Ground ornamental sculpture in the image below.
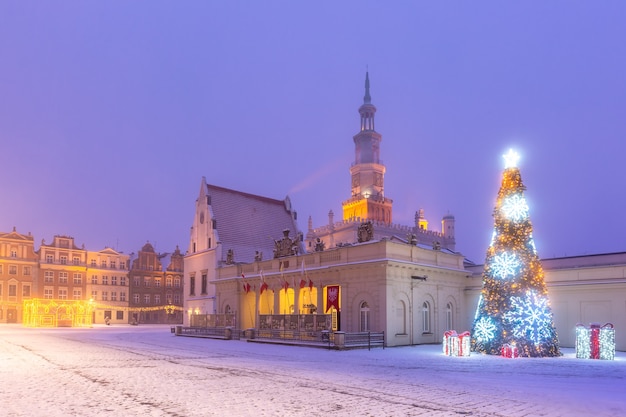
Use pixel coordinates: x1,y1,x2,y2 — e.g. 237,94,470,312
273,229,302,258
357,221,374,243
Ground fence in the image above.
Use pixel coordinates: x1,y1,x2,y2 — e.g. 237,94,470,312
177,326,241,340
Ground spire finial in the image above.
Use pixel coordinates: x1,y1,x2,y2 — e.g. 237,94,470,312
364,71,371,104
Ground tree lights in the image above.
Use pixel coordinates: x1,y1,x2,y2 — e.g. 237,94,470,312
471,150,560,357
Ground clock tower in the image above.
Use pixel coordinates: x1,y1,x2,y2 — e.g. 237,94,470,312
342,72,393,224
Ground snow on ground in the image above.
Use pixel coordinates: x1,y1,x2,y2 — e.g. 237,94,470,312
1,325,624,417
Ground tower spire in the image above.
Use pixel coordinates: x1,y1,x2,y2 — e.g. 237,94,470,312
364,71,371,104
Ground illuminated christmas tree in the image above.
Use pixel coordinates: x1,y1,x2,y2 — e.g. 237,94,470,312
471,150,560,357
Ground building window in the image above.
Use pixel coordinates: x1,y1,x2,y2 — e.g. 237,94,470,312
133,294,140,304
9,284,17,297
155,294,161,304
111,292,117,301
45,271,54,283
9,265,17,275
166,292,172,304
73,257,80,265
133,277,140,287
121,276,126,286
44,288,53,299
155,278,161,288
23,285,31,297
58,289,68,300
101,260,107,268
10,250,17,258
173,294,181,304
174,277,181,288
144,294,150,304
446,302,454,331
91,259,96,267
92,275,98,284
92,291,97,300
23,266,31,275
59,272,68,284
110,261,116,269
60,256,67,265
73,273,82,284
102,276,109,285
46,254,53,263
111,276,118,286
120,261,126,270
120,291,126,302
166,276,172,288
360,301,370,332
144,277,151,287
116,311,124,320
201,274,208,295
422,302,431,334
398,300,407,334
73,290,81,300
102,292,108,301
0,264,3,274
189,276,195,296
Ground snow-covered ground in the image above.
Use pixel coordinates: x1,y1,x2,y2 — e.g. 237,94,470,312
1,325,624,417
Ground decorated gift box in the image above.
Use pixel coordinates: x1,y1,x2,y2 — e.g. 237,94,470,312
500,343,519,358
576,323,615,360
443,330,471,357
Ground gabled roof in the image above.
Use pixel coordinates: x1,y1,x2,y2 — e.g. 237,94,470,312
0,229,34,241
206,183,301,264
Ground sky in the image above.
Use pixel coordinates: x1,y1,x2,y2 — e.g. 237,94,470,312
1,1,625,263
2,325,625,416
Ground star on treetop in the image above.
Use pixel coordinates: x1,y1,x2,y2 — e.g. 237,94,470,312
503,149,520,168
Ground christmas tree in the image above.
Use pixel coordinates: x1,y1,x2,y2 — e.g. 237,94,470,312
471,150,560,357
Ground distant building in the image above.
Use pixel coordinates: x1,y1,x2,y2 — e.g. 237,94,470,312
305,72,455,253
85,247,130,325
129,243,183,324
0,228,38,323
183,178,302,325
37,235,87,297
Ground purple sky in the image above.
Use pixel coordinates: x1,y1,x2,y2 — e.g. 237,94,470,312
1,2,625,263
